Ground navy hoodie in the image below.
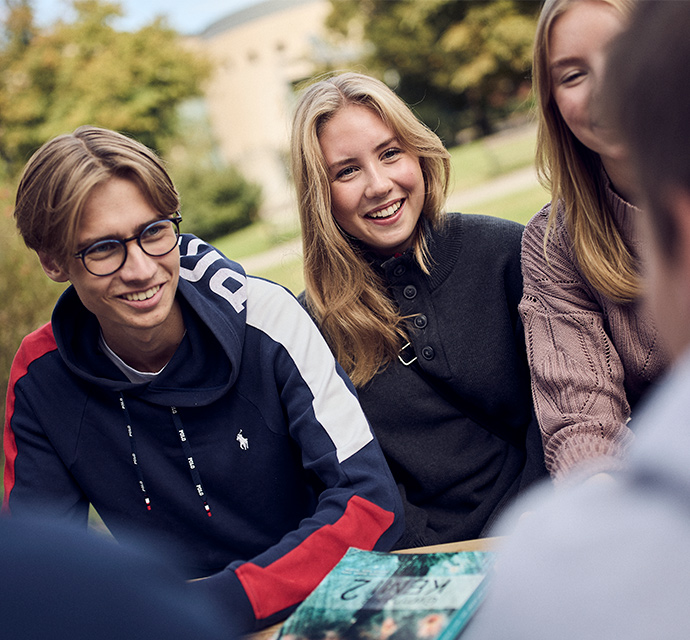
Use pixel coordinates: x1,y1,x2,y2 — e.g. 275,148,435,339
4,235,404,633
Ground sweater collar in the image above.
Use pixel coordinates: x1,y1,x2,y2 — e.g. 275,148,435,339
602,171,644,256
366,214,461,289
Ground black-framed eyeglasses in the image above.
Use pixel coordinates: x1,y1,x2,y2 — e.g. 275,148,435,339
74,214,182,277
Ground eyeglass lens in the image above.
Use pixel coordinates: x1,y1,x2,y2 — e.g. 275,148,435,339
82,219,179,276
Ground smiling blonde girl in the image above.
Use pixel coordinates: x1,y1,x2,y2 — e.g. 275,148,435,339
291,72,546,547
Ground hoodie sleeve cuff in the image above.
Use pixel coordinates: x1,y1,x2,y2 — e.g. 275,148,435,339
187,568,257,635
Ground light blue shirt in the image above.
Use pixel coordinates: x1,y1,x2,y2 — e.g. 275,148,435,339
465,347,690,640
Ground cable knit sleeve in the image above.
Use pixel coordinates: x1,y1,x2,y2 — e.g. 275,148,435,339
519,203,635,482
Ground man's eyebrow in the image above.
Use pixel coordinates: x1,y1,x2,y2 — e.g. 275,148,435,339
76,217,163,250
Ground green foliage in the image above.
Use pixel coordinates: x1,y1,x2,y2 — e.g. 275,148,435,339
324,0,540,141
0,0,211,176
173,165,262,242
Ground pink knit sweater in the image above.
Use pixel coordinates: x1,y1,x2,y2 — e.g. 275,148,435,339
519,183,668,482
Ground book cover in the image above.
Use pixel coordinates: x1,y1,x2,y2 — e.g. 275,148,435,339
276,548,495,640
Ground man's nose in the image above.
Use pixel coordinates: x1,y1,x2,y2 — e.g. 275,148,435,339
119,242,158,281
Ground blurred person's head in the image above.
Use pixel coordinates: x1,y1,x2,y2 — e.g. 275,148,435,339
533,0,635,173
604,0,690,360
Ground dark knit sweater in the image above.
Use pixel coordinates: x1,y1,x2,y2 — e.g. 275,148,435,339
304,213,545,548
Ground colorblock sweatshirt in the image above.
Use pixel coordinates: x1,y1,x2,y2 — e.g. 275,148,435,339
4,235,404,633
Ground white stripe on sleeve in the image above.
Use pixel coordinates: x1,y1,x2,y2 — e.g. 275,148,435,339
245,278,373,463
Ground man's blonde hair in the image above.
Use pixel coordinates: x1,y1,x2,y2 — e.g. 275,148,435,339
15,126,179,265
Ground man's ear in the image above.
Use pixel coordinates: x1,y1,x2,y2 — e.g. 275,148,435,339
38,252,71,283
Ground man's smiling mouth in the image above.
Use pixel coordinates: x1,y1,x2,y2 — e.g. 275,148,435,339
122,285,161,302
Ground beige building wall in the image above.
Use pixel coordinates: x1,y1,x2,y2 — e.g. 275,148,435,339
188,0,334,228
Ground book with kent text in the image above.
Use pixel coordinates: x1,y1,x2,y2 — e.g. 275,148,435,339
276,547,495,640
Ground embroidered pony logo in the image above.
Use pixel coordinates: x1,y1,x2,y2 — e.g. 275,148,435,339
236,430,249,450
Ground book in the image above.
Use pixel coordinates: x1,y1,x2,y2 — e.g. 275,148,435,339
276,547,495,640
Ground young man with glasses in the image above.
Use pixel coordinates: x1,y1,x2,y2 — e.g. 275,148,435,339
4,126,403,633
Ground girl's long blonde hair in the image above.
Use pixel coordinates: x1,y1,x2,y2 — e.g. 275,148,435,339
533,0,640,302
290,72,450,386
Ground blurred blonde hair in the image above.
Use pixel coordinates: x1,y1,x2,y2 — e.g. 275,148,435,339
15,126,179,265
291,72,450,386
533,0,639,302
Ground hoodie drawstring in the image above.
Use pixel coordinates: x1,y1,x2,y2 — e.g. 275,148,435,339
119,394,151,511
171,406,212,517
119,394,212,517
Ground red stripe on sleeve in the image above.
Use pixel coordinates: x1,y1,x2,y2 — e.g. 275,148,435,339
236,494,395,621
3,323,57,512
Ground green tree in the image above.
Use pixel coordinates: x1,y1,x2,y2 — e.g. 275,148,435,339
0,0,211,177
324,0,540,142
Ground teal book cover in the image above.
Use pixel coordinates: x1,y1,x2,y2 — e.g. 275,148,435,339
276,548,495,640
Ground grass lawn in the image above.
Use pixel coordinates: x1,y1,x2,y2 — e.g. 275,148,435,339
448,124,537,192
213,221,300,261
258,256,305,296
463,183,550,227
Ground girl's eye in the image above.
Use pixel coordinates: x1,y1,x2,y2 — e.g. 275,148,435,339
382,148,402,161
335,166,357,180
560,70,586,85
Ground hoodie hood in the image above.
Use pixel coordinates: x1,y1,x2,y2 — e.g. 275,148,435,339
51,235,247,408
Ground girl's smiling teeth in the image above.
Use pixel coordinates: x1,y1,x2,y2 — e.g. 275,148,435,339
366,199,403,219
122,285,161,302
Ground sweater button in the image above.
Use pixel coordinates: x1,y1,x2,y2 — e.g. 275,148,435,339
393,265,406,277
414,314,428,328
403,285,417,299
421,346,435,360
